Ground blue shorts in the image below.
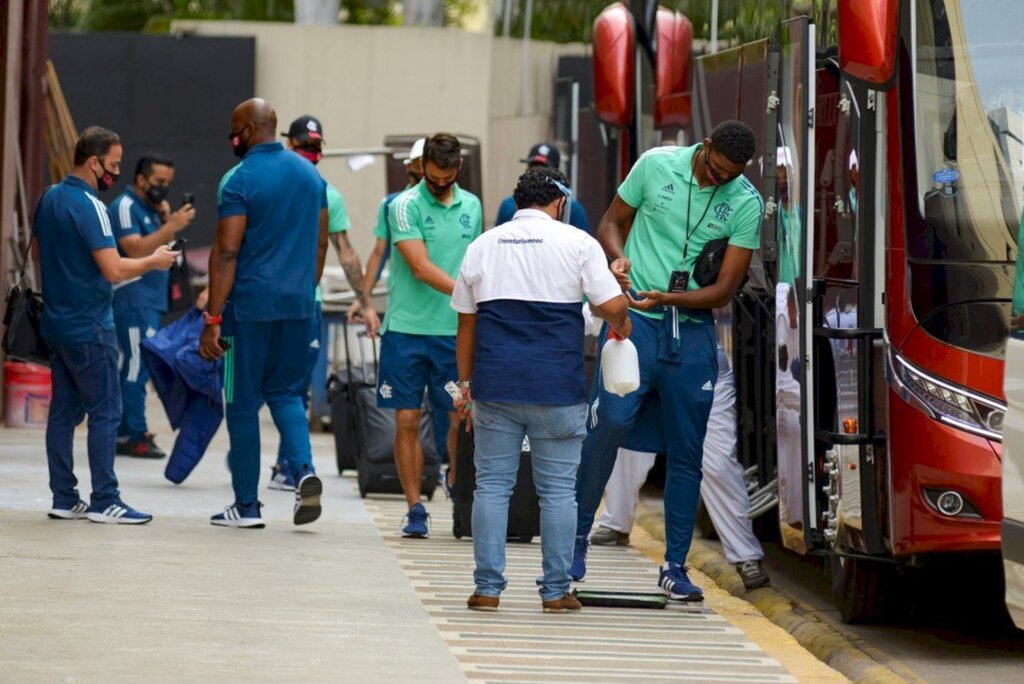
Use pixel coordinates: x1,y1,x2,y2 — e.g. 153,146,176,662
378,331,457,412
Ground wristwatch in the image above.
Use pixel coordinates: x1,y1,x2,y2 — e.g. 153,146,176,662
203,312,223,326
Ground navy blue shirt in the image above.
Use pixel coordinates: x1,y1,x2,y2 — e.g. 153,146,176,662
495,195,591,233
216,142,327,321
34,175,118,344
109,188,168,313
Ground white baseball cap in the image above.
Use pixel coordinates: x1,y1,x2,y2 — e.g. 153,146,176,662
404,138,426,166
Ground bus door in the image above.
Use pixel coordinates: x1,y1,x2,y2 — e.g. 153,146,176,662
775,16,818,554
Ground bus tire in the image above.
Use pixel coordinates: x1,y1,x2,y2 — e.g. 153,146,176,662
828,553,889,624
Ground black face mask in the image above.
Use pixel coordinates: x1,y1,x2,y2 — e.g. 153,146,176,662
704,149,729,186
229,126,251,159
146,183,169,205
95,161,119,192
425,175,456,198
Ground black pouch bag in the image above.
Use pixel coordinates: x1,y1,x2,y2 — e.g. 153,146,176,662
692,237,749,289
2,238,49,366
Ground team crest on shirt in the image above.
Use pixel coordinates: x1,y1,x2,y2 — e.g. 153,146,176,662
714,201,732,222
459,213,472,230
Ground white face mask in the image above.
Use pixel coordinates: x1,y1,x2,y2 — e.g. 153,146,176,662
548,177,573,223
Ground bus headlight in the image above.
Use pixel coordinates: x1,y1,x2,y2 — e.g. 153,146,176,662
888,348,1006,442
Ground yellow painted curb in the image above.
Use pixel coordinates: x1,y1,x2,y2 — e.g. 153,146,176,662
634,501,926,684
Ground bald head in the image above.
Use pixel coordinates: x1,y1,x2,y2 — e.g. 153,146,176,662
231,98,278,146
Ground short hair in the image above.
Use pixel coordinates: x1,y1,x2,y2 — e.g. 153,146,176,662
423,133,461,170
135,153,174,180
513,167,571,210
73,126,121,167
710,120,757,164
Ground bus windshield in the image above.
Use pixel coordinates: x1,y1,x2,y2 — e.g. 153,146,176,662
911,0,1024,357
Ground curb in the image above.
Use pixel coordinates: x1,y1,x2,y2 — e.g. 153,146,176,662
634,502,924,684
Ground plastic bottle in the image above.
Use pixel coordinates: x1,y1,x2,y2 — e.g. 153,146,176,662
601,330,640,397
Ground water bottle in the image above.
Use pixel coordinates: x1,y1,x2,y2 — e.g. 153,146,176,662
601,330,640,397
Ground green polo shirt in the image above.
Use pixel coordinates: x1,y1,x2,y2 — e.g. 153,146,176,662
1013,206,1024,324
384,181,482,335
619,143,764,320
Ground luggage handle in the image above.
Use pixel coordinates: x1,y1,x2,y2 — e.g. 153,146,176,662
341,321,378,394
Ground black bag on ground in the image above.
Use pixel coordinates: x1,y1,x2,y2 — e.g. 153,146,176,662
337,325,438,499
451,425,540,543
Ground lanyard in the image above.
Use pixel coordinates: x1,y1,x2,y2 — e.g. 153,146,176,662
682,167,719,267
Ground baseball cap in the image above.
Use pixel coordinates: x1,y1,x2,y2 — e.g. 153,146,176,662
282,115,324,143
404,138,426,166
521,142,561,168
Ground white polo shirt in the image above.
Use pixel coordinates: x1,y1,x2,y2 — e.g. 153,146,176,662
451,208,621,405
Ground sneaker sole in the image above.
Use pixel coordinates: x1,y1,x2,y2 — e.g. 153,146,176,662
661,586,704,602
86,513,152,525
590,537,630,546
742,577,771,590
211,518,266,529
401,529,430,539
47,512,87,520
294,475,323,525
543,607,583,613
467,605,498,612
267,481,296,492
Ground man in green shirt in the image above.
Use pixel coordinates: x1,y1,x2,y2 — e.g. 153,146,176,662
380,133,482,537
572,121,764,602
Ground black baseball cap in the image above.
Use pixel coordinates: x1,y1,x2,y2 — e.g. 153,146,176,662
282,115,324,143
521,142,560,168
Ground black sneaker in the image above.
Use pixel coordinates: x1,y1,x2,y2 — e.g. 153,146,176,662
119,434,166,459
736,560,770,590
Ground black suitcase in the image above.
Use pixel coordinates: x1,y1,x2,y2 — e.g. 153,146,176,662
343,329,439,500
451,424,540,543
328,368,360,474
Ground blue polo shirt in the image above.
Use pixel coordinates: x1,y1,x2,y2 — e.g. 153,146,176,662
216,142,327,321
33,175,118,345
109,187,168,312
496,195,591,233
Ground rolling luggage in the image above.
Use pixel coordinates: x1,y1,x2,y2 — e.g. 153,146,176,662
451,424,540,543
340,328,439,499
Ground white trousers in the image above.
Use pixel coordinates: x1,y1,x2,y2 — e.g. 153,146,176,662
596,350,765,564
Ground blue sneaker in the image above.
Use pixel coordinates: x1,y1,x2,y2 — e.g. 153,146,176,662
211,502,265,528
658,562,704,602
293,473,323,526
86,502,153,525
402,503,430,538
268,464,296,491
570,535,589,582
48,500,89,520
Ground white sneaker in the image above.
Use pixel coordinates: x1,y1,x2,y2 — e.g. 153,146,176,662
48,500,89,520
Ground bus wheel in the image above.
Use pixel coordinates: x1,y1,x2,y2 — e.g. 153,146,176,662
828,553,889,624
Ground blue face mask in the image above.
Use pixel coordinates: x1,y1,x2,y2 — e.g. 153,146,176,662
547,177,573,223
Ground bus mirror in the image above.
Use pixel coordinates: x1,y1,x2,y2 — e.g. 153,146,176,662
654,8,693,130
593,2,635,127
838,0,899,89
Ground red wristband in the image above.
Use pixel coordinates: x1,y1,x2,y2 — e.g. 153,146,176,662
203,312,223,326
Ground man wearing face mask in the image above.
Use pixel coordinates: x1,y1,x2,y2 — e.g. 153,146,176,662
494,143,591,233
199,99,329,530
570,120,764,602
109,153,196,460
257,114,369,491
380,133,482,538
355,137,425,335
33,126,179,524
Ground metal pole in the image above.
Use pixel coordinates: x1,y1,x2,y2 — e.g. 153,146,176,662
502,0,512,38
711,0,719,54
570,81,580,192
521,0,533,114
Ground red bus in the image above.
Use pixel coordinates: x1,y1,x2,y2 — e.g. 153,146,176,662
591,0,1022,622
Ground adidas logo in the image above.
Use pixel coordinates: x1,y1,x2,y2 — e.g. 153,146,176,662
701,380,714,391
424,216,435,225
661,183,675,193
310,339,320,349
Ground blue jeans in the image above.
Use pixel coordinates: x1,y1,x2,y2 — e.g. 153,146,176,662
45,329,123,508
576,311,718,565
114,307,162,440
222,313,314,505
472,400,587,601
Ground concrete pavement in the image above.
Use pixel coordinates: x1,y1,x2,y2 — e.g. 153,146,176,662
0,400,842,682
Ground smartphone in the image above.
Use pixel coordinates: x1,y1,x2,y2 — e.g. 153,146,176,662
218,338,231,351
444,381,463,403
182,192,195,207
168,238,187,252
